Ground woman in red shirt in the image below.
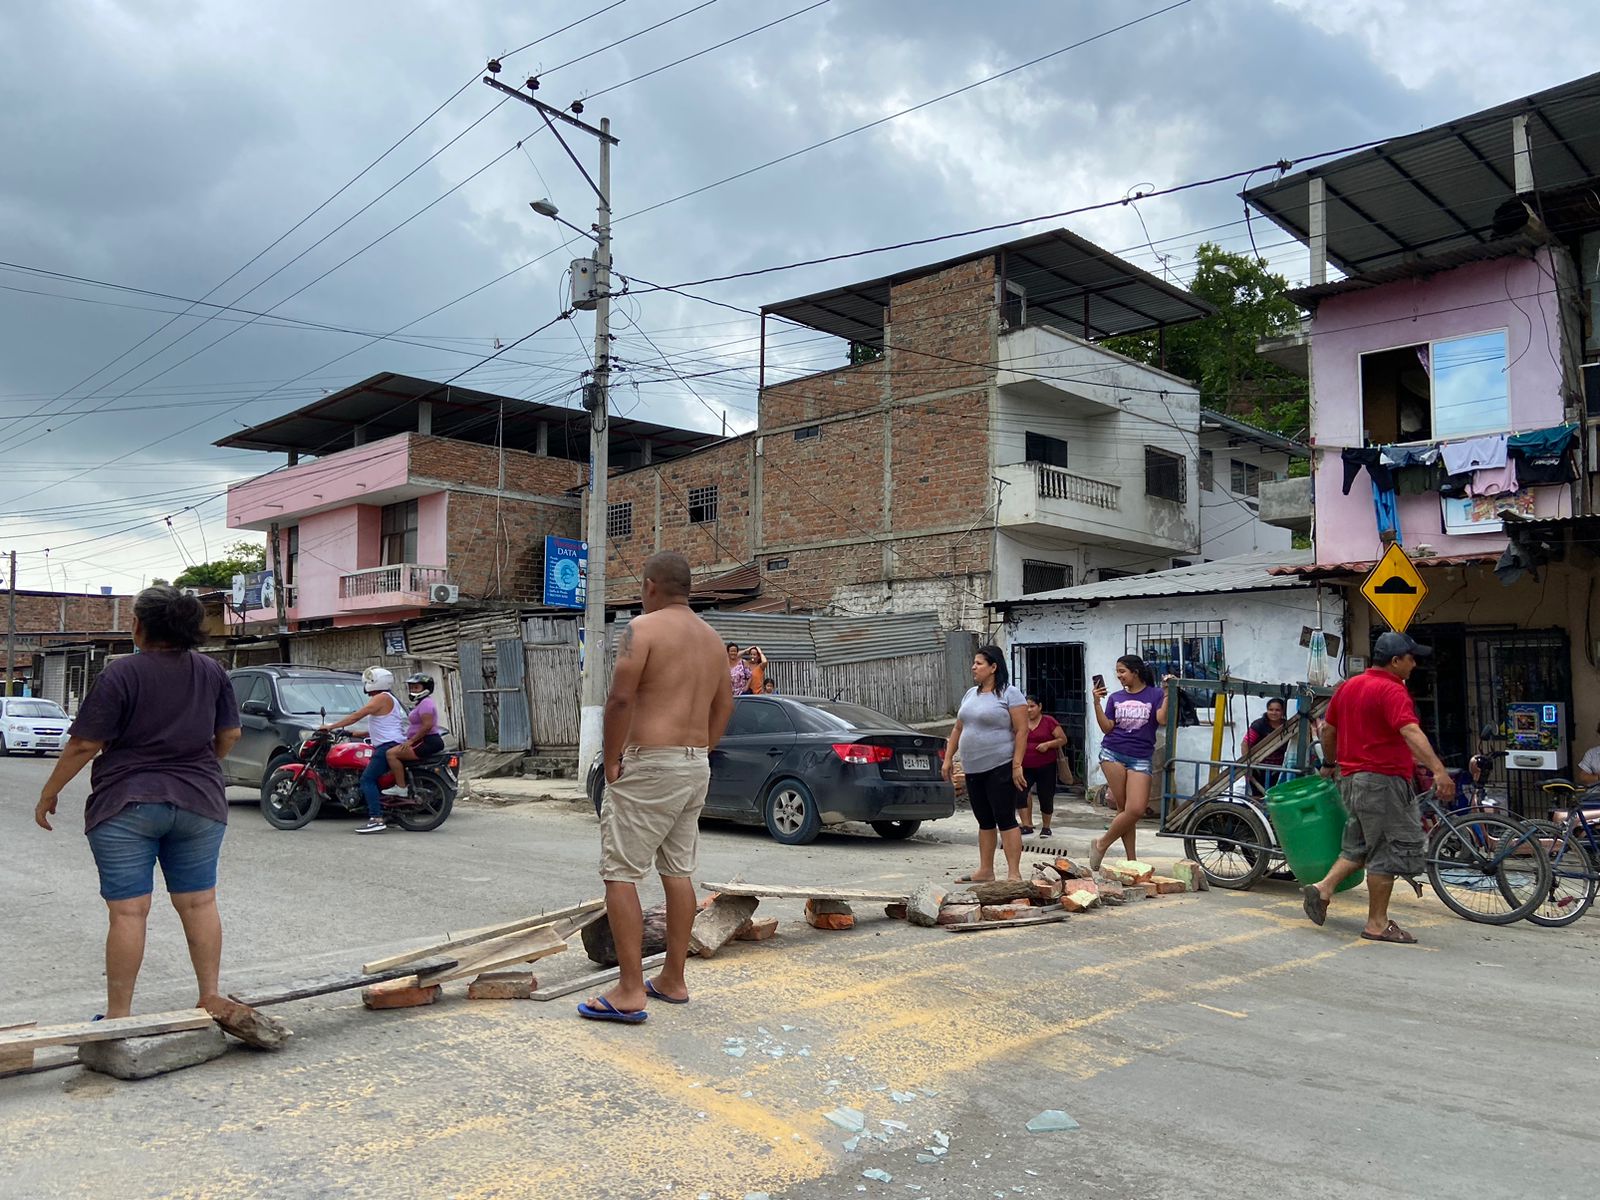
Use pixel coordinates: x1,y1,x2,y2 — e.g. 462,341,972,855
1016,696,1068,837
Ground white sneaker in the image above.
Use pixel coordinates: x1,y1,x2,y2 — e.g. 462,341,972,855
380,785,410,798
355,817,388,834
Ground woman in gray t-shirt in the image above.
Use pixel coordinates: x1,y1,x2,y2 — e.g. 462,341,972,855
943,645,1028,882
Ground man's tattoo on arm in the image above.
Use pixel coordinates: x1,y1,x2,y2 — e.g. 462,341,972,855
617,626,636,660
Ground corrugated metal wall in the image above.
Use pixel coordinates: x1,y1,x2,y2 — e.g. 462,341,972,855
811,612,945,667
607,610,942,666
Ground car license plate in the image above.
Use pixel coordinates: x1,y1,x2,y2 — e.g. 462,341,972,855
901,753,930,771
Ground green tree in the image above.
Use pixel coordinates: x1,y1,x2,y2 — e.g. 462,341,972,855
173,539,267,589
1107,243,1309,437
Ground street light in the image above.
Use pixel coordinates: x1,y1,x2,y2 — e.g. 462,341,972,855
528,200,600,244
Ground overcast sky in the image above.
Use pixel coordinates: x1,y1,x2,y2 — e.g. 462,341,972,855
2,0,1595,591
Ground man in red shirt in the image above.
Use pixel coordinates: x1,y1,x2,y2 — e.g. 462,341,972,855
1301,632,1455,944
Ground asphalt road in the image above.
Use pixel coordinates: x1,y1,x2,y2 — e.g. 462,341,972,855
2,752,1594,1200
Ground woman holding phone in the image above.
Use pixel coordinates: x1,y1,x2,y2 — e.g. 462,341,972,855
1087,654,1171,872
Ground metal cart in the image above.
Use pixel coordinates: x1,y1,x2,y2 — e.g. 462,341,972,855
1153,677,1335,890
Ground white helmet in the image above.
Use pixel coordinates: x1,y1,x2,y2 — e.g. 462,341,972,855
362,666,396,694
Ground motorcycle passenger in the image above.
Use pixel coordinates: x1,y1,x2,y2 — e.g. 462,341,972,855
381,674,445,799
320,667,408,835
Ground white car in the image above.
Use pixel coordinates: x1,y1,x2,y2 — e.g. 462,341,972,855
0,698,71,756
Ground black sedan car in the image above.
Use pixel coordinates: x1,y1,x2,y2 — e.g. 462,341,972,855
588,694,955,844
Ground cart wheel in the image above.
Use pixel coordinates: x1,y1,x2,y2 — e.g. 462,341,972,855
1183,801,1273,890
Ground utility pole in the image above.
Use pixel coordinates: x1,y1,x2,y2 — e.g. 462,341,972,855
578,118,613,775
5,550,15,698
269,522,290,663
484,71,619,773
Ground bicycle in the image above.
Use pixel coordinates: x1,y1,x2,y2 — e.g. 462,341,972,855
1415,788,1552,925
1525,779,1600,927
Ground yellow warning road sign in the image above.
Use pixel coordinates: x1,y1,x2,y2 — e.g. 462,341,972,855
1360,542,1428,632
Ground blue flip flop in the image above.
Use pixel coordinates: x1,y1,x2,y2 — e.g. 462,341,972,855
645,980,689,1005
577,996,648,1024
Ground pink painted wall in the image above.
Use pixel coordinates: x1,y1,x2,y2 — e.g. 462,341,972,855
226,435,413,529
1310,251,1570,562
417,492,448,565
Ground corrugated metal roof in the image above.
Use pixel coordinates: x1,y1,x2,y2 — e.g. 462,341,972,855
1269,552,1498,579
763,227,1214,347
1245,72,1600,278
993,550,1315,606
810,611,943,667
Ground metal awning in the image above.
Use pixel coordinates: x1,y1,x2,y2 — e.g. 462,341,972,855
214,371,722,465
1245,71,1600,278
763,228,1214,347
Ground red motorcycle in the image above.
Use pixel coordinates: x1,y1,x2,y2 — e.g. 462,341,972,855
261,728,460,832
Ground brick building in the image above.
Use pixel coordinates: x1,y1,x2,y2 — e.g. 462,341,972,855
219,373,719,629
605,228,1224,631
0,588,135,696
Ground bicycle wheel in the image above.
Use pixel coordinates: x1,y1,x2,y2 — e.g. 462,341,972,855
1181,802,1273,890
1525,820,1598,928
1425,813,1550,925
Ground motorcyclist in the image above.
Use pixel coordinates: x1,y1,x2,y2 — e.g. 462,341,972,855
381,674,445,800
320,666,408,835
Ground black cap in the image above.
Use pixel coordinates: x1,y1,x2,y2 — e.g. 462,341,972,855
1373,631,1431,663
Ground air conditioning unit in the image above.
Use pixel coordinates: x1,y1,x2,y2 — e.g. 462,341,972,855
429,583,461,604
181,587,202,598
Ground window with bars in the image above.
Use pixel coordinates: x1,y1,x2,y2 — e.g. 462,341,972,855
794,425,821,441
1144,446,1186,503
1021,560,1072,594
607,501,633,539
1024,431,1070,469
1126,621,1225,707
1198,449,1214,492
766,557,790,571
380,499,418,565
688,485,719,524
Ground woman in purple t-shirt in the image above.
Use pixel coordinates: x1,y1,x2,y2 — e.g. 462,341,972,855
1088,654,1170,872
33,587,241,1019
382,672,448,798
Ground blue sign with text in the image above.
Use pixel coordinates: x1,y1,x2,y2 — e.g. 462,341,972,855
543,536,587,609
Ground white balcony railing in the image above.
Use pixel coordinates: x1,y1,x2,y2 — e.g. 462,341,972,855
338,564,449,601
1032,462,1120,510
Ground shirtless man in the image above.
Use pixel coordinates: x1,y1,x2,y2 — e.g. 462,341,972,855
579,551,733,1024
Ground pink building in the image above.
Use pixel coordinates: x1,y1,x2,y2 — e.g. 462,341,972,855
1244,71,1600,815
220,373,719,629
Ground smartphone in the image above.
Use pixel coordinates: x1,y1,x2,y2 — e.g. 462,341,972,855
1092,674,1106,692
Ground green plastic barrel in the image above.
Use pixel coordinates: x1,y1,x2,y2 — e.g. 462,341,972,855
1266,775,1363,893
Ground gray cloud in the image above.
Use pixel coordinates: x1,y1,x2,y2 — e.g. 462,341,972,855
0,0,1593,588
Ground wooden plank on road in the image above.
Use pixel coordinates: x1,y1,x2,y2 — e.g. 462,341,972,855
946,911,1070,932
0,1010,211,1052
529,954,668,1002
231,958,456,1007
699,881,909,903
361,899,605,973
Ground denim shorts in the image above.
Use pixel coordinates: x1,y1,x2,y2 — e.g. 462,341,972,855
1099,747,1153,775
85,803,226,902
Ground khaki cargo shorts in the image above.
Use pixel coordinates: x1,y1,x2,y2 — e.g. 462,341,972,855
1338,771,1425,877
599,746,711,884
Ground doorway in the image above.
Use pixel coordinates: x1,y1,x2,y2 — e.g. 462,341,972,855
1012,642,1086,778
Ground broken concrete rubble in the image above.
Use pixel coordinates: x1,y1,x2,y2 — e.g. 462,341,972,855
78,1025,227,1080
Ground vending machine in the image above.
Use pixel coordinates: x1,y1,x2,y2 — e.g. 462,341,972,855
1504,702,1568,772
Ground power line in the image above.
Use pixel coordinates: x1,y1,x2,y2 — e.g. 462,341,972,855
617,0,1198,223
